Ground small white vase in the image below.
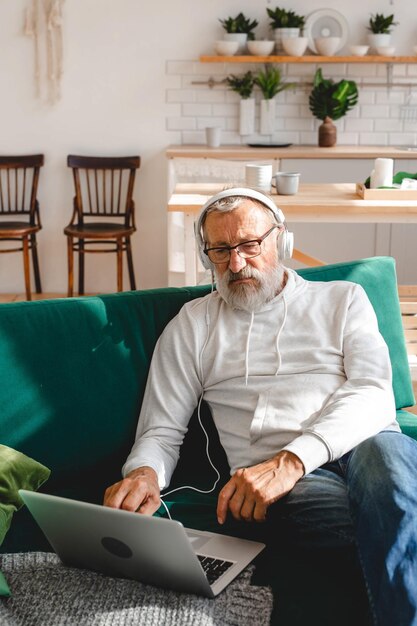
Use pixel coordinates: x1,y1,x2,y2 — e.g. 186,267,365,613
260,99,276,135
223,33,248,55
239,98,255,136
274,27,300,53
368,33,391,53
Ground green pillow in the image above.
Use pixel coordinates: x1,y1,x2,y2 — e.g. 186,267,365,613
0,444,50,596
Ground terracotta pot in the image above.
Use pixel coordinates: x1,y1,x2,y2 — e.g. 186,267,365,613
318,116,337,147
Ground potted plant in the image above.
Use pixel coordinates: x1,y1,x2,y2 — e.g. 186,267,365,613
367,13,398,50
219,13,259,54
308,68,358,147
266,7,305,53
254,66,293,135
226,72,256,135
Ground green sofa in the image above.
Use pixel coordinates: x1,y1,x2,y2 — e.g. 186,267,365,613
0,256,415,626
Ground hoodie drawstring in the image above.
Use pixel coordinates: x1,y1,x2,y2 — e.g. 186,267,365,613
275,294,287,375
244,311,255,386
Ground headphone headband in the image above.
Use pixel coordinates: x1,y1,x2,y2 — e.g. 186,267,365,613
194,187,294,269
196,187,287,237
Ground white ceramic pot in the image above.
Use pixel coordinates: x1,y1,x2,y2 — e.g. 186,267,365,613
274,28,300,53
214,40,239,56
368,33,391,53
314,37,341,56
239,98,255,136
247,40,275,56
223,33,248,55
282,36,308,57
260,99,276,135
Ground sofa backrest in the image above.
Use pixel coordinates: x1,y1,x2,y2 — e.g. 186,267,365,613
0,256,412,502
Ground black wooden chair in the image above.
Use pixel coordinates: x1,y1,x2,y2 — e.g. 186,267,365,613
0,154,44,301
64,155,140,296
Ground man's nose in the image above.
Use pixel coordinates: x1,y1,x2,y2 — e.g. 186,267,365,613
228,248,247,273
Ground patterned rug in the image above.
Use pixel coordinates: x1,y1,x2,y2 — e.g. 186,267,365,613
0,552,273,625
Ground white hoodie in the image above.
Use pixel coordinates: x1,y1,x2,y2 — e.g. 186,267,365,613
123,269,400,488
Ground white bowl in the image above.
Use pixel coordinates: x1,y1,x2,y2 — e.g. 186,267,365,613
349,45,369,57
282,36,308,57
314,36,341,56
213,40,239,56
376,46,396,56
247,40,275,56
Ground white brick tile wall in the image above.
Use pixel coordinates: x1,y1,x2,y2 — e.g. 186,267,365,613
196,117,227,129
182,103,212,117
212,103,238,116
359,133,389,145
337,132,360,145
345,118,374,132
167,89,196,103
375,118,403,132
166,117,196,131
361,104,390,118
196,90,226,103
346,65,377,78
166,60,417,146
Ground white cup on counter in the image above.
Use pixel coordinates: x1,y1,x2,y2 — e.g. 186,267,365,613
245,164,273,192
370,157,393,188
272,171,300,195
205,127,222,148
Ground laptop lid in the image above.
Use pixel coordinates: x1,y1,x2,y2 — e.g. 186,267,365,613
19,490,265,597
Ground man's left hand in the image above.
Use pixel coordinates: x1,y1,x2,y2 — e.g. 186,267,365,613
217,451,304,524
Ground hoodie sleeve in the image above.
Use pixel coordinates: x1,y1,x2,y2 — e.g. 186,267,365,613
282,284,400,475
122,301,205,489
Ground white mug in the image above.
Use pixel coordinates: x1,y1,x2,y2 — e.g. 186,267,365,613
272,171,300,195
245,164,273,192
205,127,221,148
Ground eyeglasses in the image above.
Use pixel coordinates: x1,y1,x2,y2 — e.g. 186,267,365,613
204,225,278,264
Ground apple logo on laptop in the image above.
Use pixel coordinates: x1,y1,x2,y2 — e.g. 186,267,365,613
101,536,133,559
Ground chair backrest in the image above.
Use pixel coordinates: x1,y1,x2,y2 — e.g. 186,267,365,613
67,155,140,226
0,155,44,221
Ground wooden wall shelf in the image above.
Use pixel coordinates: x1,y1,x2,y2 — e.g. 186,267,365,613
200,55,417,64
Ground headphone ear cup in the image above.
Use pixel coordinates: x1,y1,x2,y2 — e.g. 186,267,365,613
199,246,214,270
195,221,214,270
277,229,294,260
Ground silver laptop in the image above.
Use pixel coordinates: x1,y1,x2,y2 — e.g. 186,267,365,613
19,490,265,597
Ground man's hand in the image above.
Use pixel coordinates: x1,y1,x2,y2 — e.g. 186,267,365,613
103,466,160,515
217,451,304,524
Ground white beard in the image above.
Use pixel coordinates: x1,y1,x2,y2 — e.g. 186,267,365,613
215,263,285,312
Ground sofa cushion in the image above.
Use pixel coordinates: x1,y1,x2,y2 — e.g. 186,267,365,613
0,445,50,595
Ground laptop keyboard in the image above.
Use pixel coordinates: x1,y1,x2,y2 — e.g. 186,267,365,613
197,555,234,585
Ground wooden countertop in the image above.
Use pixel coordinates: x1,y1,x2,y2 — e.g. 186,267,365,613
168,183,417,223
166,145,417,160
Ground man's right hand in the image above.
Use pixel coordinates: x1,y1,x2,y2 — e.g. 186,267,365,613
103,466,160,515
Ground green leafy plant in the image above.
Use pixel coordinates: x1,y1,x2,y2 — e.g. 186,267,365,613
368,13,398,34
254,66,293,100
266,7,305,29
308,68,358,121
226,72,255,99
219,13,258,40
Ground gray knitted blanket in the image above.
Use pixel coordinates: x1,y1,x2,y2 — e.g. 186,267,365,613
0,552,273,626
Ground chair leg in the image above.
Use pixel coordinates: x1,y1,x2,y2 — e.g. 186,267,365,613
30,233,42,293
78,239,85,295
67,236,74,297
117,239,123,292
22,236,32,301
125,237,136,291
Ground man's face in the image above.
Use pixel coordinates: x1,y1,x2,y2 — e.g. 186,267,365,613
204,201,284,311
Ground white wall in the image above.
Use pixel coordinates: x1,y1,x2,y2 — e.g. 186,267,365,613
1,1,416,293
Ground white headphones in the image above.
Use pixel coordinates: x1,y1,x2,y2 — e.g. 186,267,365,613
194,187,294,270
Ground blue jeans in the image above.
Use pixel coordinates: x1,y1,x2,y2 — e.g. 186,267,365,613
262,431,417,626
163,431,417,625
